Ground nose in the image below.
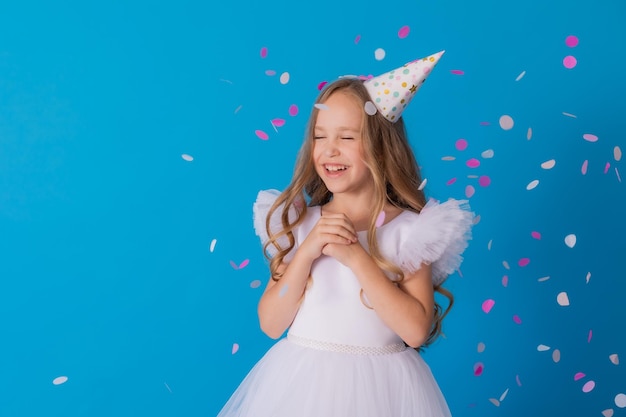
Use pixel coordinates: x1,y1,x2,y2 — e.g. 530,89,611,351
323,138,339,157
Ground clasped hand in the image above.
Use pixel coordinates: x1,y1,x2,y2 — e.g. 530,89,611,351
299,213,364,266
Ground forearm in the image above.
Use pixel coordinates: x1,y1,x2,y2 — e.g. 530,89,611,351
350,252,433,347
257,251,315,339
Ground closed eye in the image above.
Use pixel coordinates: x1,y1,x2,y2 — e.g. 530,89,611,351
313,136,326,140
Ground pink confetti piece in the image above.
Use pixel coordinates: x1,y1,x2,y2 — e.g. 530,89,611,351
182,154,193,162
478,175,491,187
451,69,464,75
531,231,541,239
563,55,577,69
265,69,276,76
230,259,250,270
52,376,68,385
602,409,615,417
604,162,611,174
527,127,533,140
616,393,626,408
288,104,299,116
482,299,495,313
255,130,269,140
271,118,286,127
474,362,484,376
477,342,486,353
480,121,490,126
615,146,623,161
564,234,577,248
455,138,468,151
582,380,595,393
565,35,579,47
557,292,570,306
465,185,475,198
354,34,361,44
516,375,522,386
466,158,480,168
446,177,457,186
232,343,239,354
260,47,268,58
502,275,508,287
499,115,514,130
250,280,261,289
513,314,522,324
441,156,456,161
588,329,593,343
209,239,217,252
489,398,501,407
317,81,328,90
518,258,530,267
541,159,556,169
516,71,526,81
552,349,561,362
609,354,620,365
574,372,586,381
581,160,588,175
526,180,539,190
583,133,599,142
398,25,410,38
537,344,551,351
375,211,386,228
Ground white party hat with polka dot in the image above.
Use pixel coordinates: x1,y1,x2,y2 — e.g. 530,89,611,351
363,50,444,122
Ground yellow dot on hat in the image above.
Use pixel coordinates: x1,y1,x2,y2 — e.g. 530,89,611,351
402,82,407,87
384,89,390,94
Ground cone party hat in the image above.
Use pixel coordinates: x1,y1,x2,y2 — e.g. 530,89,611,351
363,50,444,122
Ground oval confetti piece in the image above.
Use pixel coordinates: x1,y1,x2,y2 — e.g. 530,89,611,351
603,410,615,417
518,258,530,267
364,101,377,116
586,272,591,283
375,211,386,228
455,138,468,151
451,69,464,75
581,160,588,175
487,239,493,250
477,342,486,353
271,118,286,127
557,291,570,306
279,284,288,298
182,154,193,161
604,162,611,174
582,380,595,393
288,104,299,116
374,48,386,61
255,130,269,140
473,362,484,376
465,185,475,198
502,275,508,287
552,349,561,362
354,34,361,44
489,398,500,407
239,259,249,269
609,354,619,365
516,375,522,386
481,149,494,158
209,239,217,252
398,25,410,38
478,175,491,187
538,276,550,282
232,343,239,354
482,299,495,313
583,133,599,142
615,146,622,161
513,314,522,324
537,344,551,351
446,177,457,186
531,231,541,239
616,393,626,408
314,103,329,110
574,372,586,381
499,389,509,402
503,260,510,270
564,234,577,248
265,69,276,76
260,47,268,58
588,329,593,343
466,158,480,168
279,72,290,85
526,180,539,190
53,376,68,385
318,81,328,90
516,70,526,81
565,35,579,47
499,115,514,130
563,55,577,69
527,127,533,140
418,179,427,190
541,159,556,169
441,156,455,161
250,280,261,289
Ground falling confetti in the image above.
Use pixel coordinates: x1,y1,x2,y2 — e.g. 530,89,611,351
318,81,328,90
250,280,261,289
418,179,427,190
375,211,386,227
279,284,289,297
565,35,579,47
564,234,577,248
537,344,551,351
474,362,484,376
255,130,269,140
279,72,290,84
563,55,577,69
499,389,509,402
617,393,626,408
230,259,250,270
516,375,522,386
364,101,377,115
557,292,570,306
477,342,486,353
526,180,539,190
615,146,622,161
552,349,561,362
446,178,457,186
209,239,217,252
232,343,239,354
609,354,619,365
265,69,276,76
503,261,510,270
501,275,508,287
164,382,172,393
234,105,243,114
288,104,299,116
456,138,468,150
603,409,615,417
604,162,611,174
182,154,193,161
442,156,456,161
374,48,386,61
487,240,493,250
588,329,593,343
482,299,496,313
538,276,550,282
482,149,495,158
398,25,410,38
582,381,595,393
582,160,589,175
478,176,491,187
583,133,599,142
451,70,464,75
314,103,329,111
354,34,361,44
466,158,480,168
527,127,533,140
52,376,68,385
489,398,501,407
465,185,475,198
513,315,522,324
260,47,268,58
531,231,541,239
499,115,514,130
586,272,592,283
271,118,286,127
516,71,526,81
574,372,586,381
563,112,577,118
541,159,556,169
518,258,530,267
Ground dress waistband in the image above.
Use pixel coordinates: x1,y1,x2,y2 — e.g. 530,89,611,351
287,333,407,355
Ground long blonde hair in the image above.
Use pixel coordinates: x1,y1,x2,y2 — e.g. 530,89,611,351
262,78,453,348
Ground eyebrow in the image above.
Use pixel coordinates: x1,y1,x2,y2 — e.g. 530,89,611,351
314,126,360,133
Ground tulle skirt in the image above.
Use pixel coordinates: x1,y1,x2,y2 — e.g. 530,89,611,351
216,336,451,417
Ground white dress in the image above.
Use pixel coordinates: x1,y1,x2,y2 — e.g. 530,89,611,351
216,190,474,417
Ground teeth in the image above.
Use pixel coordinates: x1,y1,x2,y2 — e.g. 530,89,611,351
326,165,346,172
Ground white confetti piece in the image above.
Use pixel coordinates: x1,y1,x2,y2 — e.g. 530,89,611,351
209,239,217,253
487,240,493,250
489,398,501,407
164,382,172,393
537,344,551,351
441,156,456,161
52,376,68,385
250,280,261,289
418,179,427,190
314,103,329,110
602,409,614,417
564,234,577,248
541,159,556,169
364,101,377,116
557,292,570,306
615,146,623,161
617,393,626,408
516,375,522,386
552,349,561,363
182,154,194,161
499,388,509,402
374,48,386,61
562,112,577,118
616,167,622,182
609,354,620,365
526,180,539,190
538,276,550,282
481,149,494,158
477,342,486,353
586,272,591,283
234,105,243,114
499,115,514,130
279,72,290,84
527,127,532,140
515,70,526,81
232,343,239,354
279,284,289,297
502,260,510,270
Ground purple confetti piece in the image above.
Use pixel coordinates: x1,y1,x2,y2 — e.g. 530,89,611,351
375,211,386,228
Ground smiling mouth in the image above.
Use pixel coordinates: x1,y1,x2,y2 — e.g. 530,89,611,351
324,164,348,172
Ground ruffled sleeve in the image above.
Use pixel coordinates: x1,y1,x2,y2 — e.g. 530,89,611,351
252,189,299,261
389,198,474,286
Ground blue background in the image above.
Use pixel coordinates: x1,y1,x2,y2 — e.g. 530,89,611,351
1,0,625,416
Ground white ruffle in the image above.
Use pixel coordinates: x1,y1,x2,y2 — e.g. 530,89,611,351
252,189,299,259
392,198,474,286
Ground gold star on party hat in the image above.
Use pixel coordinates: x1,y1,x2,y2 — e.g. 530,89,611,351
363,50,445,122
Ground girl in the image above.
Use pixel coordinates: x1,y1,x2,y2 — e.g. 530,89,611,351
217,51,474,417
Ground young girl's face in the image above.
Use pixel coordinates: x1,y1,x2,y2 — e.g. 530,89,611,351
312,90,373,197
